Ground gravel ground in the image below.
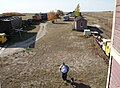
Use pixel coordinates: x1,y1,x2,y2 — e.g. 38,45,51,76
0,20,108,88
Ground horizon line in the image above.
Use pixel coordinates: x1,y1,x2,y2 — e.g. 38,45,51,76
0,10,113,14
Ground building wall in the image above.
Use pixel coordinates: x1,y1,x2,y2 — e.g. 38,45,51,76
107,0,120,88
11,17,22,29
40,13,48,20
76,19,87,30
32,15,42,21
0,17,22,34
113,1,120,53
109,58,120,88
0,21,12,34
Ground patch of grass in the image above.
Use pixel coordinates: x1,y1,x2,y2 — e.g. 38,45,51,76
23,25,36,31
28,25,39,32
7,25,39,46
7,31,37,46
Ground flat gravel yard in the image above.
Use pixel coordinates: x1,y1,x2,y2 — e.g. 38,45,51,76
0,20,108,88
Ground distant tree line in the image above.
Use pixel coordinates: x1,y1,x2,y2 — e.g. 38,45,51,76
2,12,25,16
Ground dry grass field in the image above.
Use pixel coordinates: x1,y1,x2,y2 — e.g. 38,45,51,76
19,13,35,20
83,11,113,38
0,12,113,88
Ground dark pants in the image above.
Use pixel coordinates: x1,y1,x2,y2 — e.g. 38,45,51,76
62,73,67,81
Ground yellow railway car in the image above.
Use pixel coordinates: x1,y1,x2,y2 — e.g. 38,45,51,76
102,39,111,56
0,33,7,44
105,41,111,56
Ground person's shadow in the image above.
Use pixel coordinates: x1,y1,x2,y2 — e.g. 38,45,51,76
71,83,91,88
66,78,91,88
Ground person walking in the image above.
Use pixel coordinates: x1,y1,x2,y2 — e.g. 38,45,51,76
59,62,69,81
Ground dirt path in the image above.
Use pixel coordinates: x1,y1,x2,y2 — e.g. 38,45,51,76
0,21,108,88
0,23,47,57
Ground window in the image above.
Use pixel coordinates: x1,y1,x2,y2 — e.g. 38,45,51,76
81,22,83,27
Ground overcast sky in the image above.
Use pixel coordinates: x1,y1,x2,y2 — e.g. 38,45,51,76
0,0,114,13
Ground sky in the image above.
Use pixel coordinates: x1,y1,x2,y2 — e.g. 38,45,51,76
0,0,114,13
